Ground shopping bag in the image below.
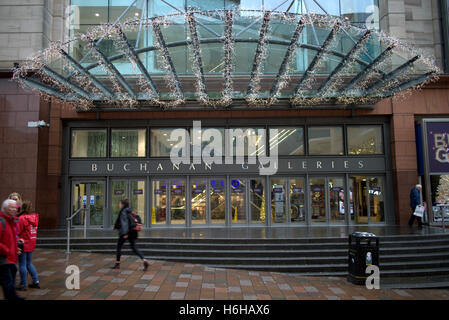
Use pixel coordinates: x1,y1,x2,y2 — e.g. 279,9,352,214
413,204,425,218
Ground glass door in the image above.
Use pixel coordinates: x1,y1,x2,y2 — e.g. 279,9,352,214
110,179,146,227
151,179,167,225
328,177,346,223
210,178,226,224
310,178,326,223
191,178,207,225
350,176,368,224
111,180,127,225
368,177,385,223
130,180,146,224
71,182,87,227
170,179,186,225
271,178,287,223
71,181,105,228
289,178,305,223
250,178,265,224
231,178,246,224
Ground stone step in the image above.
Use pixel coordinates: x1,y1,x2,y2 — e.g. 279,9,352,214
37,238,449,251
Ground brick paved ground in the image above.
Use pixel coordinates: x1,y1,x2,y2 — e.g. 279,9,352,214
2,248,449,300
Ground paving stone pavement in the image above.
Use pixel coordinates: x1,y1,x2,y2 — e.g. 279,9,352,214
2,248,449,300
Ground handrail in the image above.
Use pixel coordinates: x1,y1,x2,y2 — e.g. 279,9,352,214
66,207,86,254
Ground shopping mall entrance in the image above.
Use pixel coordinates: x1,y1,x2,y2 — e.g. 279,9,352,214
69,173,388,229
63,118,394,229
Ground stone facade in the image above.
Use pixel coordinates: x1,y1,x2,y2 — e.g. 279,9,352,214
0,0,68,68
379,0,444,69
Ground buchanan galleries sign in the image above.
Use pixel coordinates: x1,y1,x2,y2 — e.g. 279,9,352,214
68,158,385,176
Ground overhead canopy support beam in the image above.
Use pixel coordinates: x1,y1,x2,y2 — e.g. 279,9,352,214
222,10,234,102
365,55,420,95
87,37,136,99
317,30,371,95
247,12,271,96
114,25,159,98
151,19,184,99
382,71,436,97
293,21,340,96
270,18,305,99
186,12,207,101
58,49,114,99
41,66,92,100
20,77,79,101
340,45,395,92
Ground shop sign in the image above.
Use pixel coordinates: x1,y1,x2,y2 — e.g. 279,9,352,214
69,157,385,176
426,121,449,173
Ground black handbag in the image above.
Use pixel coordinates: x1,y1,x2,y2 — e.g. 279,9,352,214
18,241,24,256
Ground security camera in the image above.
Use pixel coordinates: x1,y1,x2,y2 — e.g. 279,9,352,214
27,120,49,128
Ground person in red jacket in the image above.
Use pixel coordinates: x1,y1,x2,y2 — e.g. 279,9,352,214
16,200,40,291
0,199,24,300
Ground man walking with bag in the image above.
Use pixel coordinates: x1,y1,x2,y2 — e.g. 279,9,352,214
408,184,423,228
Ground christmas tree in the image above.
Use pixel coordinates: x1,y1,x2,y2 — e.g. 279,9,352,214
436,175,449,204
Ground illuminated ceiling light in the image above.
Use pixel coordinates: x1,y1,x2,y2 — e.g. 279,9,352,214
94,13,100,17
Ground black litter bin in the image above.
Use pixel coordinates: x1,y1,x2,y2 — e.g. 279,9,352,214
347,232,379,285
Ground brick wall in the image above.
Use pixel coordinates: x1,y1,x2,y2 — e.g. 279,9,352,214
0,78,39,210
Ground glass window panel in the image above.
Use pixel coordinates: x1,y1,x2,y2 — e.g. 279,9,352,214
369,177,384,222
190,128,225,158
229,127,265,157
350,176,368,224
263,44,288,73
109,0,143,22
130,180,145,224
308,126,344,155
148,0,184,17
200,43,225,74
187,0,225,11
111,129,146,157
191,178,207,224
270,127,304,156
250,179,265,223
152,180,167,225
231,178,246,223
328,177,345,223
271,178,286,223
71,129,107,158
151,128,186,157
210,178,226,224
289,178,305,223
310,178,326,223
341,0,379,28
70,0,108,25
233,43,257,73
347,125,383,155
170,179,186,224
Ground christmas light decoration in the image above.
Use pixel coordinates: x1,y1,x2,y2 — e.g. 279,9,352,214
12,9,440,110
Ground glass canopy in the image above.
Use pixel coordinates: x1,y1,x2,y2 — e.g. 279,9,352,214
13,7,440,110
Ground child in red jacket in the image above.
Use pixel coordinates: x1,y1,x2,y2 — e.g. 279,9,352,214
16,201,40,291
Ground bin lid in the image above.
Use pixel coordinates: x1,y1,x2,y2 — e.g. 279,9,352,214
351,232,377,238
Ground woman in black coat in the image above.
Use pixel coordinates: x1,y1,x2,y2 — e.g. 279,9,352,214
112,199,149,271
